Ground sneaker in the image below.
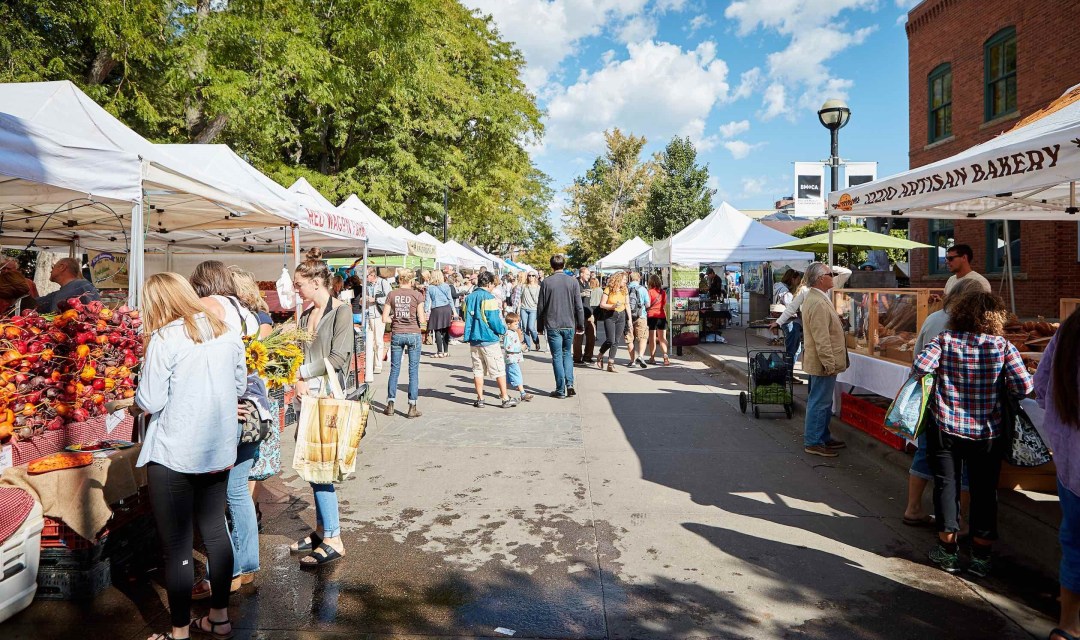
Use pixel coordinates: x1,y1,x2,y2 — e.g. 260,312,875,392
407,405,422,419
929,544,962,574
566,386,576,397
383,402,394,417
968,554,992,578
549,390,567,399
803,445,838,458
637,358,648,369
825,439,847,450
520,393,534,402
501,396,519,409
473,397,485,408
583,357,594,364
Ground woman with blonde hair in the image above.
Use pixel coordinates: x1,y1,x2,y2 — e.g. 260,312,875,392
230,266,273,339
136,273,246,640
424,268,454,358
290,248,355,568
596,271,631,372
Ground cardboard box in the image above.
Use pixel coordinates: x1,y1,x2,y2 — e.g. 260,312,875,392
999,460,1057,493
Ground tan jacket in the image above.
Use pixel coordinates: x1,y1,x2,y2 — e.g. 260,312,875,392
801,288,849,377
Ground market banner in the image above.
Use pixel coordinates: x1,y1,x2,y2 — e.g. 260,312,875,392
304,207,367,241
87,250,128,289
406,239,437,259
794,162,826,216
845,161,877,189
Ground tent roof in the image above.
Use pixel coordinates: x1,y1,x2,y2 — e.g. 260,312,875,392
441,239,489,269
770,227,933,252
161,146,365,246
827,84,1080,220
0,81,285,229
651,202,814,265
596,237,651,269
335,194,408,255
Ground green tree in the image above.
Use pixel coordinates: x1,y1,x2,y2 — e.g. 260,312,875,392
641,136,714,241
563,129,654,264
0,0,552,254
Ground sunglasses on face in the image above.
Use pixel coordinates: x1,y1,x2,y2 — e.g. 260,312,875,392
945,255,960,262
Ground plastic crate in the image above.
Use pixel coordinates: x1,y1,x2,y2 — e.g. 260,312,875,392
35,558,110,600
840,392,907,451
0,502,43,622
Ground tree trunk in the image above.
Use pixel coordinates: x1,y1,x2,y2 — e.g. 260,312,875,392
193,114,228,144
86,50,117,85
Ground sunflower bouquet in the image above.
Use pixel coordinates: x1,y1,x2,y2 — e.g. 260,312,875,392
245,323,312,389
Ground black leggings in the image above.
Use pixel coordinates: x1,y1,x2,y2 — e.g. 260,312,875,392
599,313,626,360
434,327,450,354
147,463,234,627
926,418,1004,541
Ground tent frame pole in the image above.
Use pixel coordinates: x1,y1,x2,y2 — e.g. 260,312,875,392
1003,220,1016,315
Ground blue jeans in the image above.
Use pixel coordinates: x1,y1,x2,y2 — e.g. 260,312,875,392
218,442,259,579
783,320,803,364
1060,480,1080,591
311,483,340,538
804,374,836,447
388,332,421,404
546,328,575,394
520,308,539,349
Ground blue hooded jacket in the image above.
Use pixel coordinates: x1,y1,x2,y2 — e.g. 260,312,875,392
462,287,506,346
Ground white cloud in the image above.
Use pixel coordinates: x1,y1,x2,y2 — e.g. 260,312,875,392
732,67,763,101
739,176,770,197
724,0,878,119
722,140,763,160
617,15,658,44
895,0,920,7
718,119,750,139
464,0,694,91
688,13,712,34
544,40,733,152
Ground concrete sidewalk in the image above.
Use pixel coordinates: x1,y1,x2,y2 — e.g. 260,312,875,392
8,341,1062,639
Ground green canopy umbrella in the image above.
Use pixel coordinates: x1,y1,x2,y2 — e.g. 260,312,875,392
769,227,932,253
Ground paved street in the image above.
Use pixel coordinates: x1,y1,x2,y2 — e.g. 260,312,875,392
8,342,1060,639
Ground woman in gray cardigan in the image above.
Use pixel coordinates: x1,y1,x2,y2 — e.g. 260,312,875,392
289,248,355,568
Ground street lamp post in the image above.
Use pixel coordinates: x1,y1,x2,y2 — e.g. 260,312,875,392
442,187,449,243
817,98,850,267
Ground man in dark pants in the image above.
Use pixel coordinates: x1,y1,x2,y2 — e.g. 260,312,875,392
572,266,596,363
538,254,585,399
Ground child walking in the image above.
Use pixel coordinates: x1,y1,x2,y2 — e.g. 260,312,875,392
503,313,534,403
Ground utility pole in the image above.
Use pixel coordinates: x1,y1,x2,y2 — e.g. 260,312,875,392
442,187,449,243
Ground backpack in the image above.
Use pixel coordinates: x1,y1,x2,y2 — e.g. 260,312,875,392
628,284,645,320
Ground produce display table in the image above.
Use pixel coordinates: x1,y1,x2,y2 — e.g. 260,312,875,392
0,444,145,542
8,413,134,467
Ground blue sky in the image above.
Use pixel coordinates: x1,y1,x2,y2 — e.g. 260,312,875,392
463,0,918,225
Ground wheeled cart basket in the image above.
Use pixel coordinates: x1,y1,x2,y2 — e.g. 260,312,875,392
738,323,795,419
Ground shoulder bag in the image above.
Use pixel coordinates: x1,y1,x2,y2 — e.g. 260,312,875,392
998,365,1051,467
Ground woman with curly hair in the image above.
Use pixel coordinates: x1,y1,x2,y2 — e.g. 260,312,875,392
596,271,631,372
912,291,1033,578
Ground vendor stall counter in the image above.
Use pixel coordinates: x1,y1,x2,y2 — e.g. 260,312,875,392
833,288,943,365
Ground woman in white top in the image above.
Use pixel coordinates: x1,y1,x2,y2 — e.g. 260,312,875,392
136,272,246,640
189,260,262,600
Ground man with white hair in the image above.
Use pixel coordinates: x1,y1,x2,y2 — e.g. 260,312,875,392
799,262,849,458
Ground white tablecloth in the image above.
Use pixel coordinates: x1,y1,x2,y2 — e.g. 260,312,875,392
834,353,910,412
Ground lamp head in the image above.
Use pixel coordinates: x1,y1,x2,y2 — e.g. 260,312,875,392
817,98,851,131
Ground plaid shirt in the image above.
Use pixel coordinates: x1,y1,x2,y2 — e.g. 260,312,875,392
912,331,1033,440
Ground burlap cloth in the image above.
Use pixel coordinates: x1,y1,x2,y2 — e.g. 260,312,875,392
0,444,146,541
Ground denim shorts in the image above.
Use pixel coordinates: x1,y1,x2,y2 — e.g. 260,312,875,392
506,361,523,388
910,431,969,490
1059,479,1080,592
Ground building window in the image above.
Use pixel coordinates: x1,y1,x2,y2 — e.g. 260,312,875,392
986,220,1021,272
985,27,1017,121
928,64,952,142
928,220,954,275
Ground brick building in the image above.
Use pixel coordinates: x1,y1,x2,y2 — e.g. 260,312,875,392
905,0,1080,317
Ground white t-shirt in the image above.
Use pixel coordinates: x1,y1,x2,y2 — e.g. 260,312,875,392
944,270,991,294
210,294,259,338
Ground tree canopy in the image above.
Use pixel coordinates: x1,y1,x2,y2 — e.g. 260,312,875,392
0,0,550,253
640,136,714,242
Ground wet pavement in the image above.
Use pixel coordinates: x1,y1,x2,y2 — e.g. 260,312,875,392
5,338,1060,639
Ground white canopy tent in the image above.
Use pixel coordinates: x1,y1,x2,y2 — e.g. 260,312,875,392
393,225,438,260
0,81,308,304
650,202,814,266
594,236,651,271
826,85,1080,311
334,194,408,255
440,239,489,269
464,243,512,272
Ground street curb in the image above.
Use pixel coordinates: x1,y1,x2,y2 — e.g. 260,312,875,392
689,344,1062,580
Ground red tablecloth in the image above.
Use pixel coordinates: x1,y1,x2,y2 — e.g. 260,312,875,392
0,486,36,542
11,414,134,467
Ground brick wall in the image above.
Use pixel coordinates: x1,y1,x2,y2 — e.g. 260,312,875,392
905,0,1080,317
